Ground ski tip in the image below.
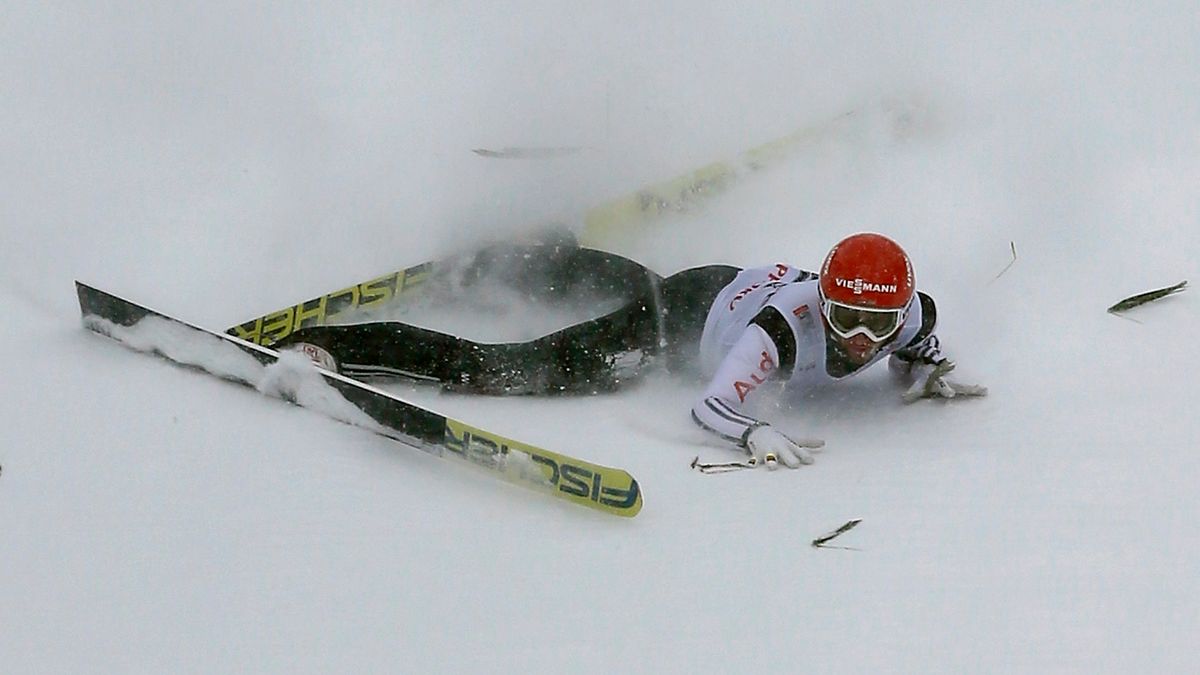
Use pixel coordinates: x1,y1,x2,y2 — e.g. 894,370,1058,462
600,473,643,518
617,479,644,518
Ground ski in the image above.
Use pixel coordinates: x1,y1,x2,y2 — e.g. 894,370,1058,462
76,281,643,517
227,258,438,347
579,97,932,251
223,233,584,349
580,109,859,248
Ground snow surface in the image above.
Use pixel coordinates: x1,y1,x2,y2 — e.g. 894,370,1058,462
3,3,1199,673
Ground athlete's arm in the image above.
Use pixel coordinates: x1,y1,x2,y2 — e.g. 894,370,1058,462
888,292,988,401
690,322,781,444
889,292,948,370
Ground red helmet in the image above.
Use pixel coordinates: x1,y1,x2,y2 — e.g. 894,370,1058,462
818,233,915,342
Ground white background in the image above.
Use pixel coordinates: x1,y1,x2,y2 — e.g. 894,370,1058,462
3,2,1198,672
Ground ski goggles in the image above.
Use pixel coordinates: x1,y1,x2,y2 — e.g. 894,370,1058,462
821,299,908,342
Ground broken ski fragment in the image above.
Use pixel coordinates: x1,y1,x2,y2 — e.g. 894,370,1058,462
811,518,863,548
472,146,583,159
1107,280,1187,314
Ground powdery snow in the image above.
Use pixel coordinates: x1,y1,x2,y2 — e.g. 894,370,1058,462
2,3,1198,673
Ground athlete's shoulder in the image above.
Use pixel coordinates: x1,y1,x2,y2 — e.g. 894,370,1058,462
766,274,820,307
898,290,937,348
737,262,808,282
738,261,817,276
750,280,823,372
779,263,818,284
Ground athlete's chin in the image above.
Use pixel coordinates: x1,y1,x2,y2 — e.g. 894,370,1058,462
842,338,882,364
846,350,877,365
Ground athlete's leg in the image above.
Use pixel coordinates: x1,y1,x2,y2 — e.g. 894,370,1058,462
658,265,741,375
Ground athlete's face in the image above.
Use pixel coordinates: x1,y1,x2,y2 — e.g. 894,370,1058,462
839,333,882,364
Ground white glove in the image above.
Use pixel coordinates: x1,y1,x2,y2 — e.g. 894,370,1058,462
901,361,988,404
745,425,825,470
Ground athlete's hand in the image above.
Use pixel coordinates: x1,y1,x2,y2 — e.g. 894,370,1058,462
902,361,988,403
745,425,825,469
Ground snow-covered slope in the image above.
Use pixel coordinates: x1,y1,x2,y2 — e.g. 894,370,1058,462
3,3,1198,673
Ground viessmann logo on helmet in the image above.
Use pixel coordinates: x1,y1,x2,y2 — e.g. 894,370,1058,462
834,277,898,295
